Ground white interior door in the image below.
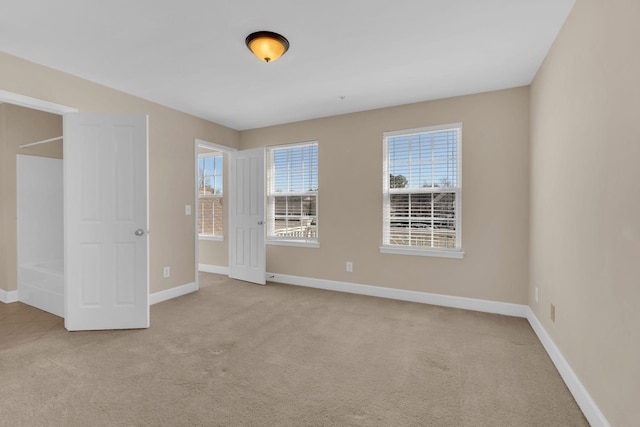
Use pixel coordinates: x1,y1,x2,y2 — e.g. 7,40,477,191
229,148,266,284
64,113,149,331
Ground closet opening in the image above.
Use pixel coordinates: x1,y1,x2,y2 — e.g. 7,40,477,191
3,101,66,317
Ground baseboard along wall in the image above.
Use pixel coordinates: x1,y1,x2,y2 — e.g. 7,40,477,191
526,308,611,427
268,272,528,318
0,289,19,304
167,265,612,426
149,282,198,305
199,264,229,276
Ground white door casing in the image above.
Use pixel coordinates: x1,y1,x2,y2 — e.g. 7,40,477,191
64,113,149,331
228,148,266,285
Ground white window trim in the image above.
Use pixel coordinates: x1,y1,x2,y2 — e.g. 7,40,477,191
199,234,224,242
266,140,319,246
267,240,320,248
381,123,463,258
379,245,464,259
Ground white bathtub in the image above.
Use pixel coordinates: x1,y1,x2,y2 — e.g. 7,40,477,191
18,259,64,318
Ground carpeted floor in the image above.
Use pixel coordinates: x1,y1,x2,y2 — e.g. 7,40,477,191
0,273,587,426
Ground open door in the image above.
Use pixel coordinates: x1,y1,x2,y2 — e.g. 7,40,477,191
64,113,149,331
228,148,266,285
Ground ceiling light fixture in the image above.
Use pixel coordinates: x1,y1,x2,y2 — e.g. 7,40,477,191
245,31,289,63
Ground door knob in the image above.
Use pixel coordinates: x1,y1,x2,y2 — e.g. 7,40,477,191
257,221,264,225
134,229,144,236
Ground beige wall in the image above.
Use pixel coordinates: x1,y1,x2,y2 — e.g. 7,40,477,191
0,51,240,294
530,0,640,425
241,87,530,304
199,236,228,268
0,103,63,292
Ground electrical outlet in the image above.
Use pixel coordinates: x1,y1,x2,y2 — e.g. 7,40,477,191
550,304,555,322
535,287,539,303
163,266,170,278
185,205,192,215
346,261,353,272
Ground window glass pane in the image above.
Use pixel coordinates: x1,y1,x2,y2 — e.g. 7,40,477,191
274,196,287,217
390,194,409,217
213,197,223,235
388,130,458,190
198,158,206,193
204,156,213,175
288,196,302,216
267,142,318,241
303,195,316,217
198,196,214,235
384,126,460,249
198,151,223,236
388,192,456,248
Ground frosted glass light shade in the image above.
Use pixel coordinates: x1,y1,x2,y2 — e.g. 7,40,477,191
245,31,290,63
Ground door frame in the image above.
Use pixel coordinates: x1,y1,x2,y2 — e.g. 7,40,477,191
1,90,77,305
193,139,236,289
0,90,77,115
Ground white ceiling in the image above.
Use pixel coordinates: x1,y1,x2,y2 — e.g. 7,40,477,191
0,0,574,130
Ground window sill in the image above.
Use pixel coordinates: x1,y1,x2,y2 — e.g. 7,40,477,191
267,240,320,249
199,235,224,242
379,246,464,259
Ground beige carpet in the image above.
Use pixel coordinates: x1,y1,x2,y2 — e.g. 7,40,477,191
0,273,587,426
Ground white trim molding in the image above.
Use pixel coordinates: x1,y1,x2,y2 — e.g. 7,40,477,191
149,282,198,305
0,90,77,114
267,240,320,249
194,138,237,153
0,289,19,304
267,273,527,318
380,246,464,259
199,235,224,242
263,273,607,425
199,264,230,276
526,308,611,427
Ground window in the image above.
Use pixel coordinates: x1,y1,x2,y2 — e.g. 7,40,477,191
381,123,463,258
197,152,223,239
267,141,319,247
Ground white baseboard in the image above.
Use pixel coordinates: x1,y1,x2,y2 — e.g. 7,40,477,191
526,308,610,427
0,289,19,304
149,282,198,305
265,273,607,425
199,264,229,276
267,273,528,318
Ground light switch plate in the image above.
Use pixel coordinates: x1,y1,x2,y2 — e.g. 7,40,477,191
185,205,191,215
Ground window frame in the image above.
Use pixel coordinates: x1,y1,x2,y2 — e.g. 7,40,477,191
197,150,224,241
380,123,464,259
266,141,319,248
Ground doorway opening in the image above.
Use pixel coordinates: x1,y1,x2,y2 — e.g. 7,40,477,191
0,91,75,317
194,139,235,287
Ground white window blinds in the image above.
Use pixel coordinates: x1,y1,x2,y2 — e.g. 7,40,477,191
383,124,461,251
267,141,319,243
